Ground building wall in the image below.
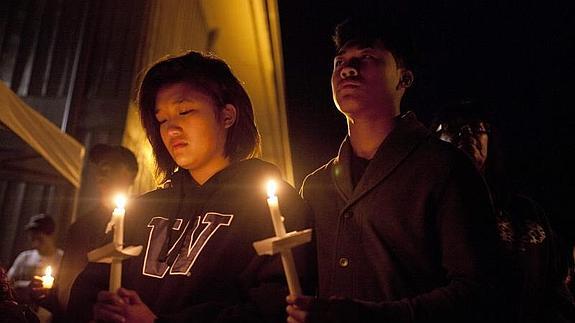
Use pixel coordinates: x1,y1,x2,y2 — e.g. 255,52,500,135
0,0,145,265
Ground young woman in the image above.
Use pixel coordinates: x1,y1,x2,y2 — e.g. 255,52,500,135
71,51,313,323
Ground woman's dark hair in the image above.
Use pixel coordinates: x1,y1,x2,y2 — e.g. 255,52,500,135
137,51,261,182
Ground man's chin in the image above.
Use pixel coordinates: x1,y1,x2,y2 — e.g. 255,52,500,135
335,96,365,114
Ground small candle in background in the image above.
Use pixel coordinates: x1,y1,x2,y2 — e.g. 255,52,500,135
112,194,127,247
41,266,54,289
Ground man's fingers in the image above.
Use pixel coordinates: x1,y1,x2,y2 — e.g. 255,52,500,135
286,296,313,323
286,304,307,323
286,296,336,323
286,295,316,310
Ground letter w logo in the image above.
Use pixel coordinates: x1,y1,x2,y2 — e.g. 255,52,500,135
142,212,233,278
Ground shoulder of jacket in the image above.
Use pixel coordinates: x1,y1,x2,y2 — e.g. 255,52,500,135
131,187,176,213
139,186,173,199
237,158,281,177
418,135,476,165
301,157,337,190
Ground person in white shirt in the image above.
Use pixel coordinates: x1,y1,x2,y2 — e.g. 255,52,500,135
8,214,63,305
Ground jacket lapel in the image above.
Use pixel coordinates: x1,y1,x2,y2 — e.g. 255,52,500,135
346,112,430,208
331,137,354,201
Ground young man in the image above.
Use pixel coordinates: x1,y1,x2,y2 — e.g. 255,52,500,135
58,144,139,313
70,51,313,323
287,16,499,322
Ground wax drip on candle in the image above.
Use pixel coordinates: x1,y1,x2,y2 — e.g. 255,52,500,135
266,180,286,236
110,193,127,247
106,194,127,234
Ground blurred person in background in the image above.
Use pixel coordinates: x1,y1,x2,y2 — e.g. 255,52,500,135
1,266,39,323
57,144,138,314
7,214,62,322
431,100,575,322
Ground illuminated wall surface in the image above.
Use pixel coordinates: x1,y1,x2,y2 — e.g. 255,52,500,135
0,0,136,265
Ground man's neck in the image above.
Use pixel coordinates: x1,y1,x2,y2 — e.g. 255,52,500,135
348,112,397,159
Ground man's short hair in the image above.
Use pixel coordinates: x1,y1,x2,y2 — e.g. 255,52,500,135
24,214,55,235
137,51,261,182
333,14,415,70
430,100,494,133
88,144,138,179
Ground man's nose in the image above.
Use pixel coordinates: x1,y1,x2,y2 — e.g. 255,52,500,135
340,65,358,79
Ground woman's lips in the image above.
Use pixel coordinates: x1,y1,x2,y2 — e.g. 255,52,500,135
170,140,188,150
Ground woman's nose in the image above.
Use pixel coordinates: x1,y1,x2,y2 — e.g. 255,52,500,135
165,121,183,136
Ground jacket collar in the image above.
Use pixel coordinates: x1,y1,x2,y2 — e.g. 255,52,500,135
331,111,431,207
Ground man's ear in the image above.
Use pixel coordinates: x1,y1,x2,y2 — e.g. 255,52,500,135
398,70,414,89
222,104,237,128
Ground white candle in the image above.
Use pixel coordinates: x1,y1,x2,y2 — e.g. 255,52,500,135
265,180,301,295
266,180,287,237
109,258,122,293
112,194,127,247
109,194,126,292
41,266,54,289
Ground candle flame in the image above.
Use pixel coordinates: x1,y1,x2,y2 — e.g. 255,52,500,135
41,265,54,289
114,194,127,209
266,180,277,199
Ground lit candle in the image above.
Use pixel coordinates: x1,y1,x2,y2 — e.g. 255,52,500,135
266,180,287,237
41,266,54,289
112,194,127,247
265,180,301,295
110,194,126,292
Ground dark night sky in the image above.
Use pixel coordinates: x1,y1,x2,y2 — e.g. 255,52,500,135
278,1,575,239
